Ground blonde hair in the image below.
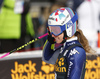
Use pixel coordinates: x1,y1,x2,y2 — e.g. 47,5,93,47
75,29,96,54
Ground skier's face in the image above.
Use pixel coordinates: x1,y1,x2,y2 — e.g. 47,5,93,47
52,33,64,44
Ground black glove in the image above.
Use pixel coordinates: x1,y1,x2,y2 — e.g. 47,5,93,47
47,31,55,44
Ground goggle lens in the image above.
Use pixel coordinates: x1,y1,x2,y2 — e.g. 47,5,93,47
49,26,62,36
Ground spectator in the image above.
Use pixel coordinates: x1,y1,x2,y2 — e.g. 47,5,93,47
0,0,35,53
77,0,100,48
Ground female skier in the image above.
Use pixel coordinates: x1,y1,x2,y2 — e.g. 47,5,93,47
42,7,95,79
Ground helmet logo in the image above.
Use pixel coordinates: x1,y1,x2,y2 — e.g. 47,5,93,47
61,15,69,24
48,17,58,22
67,20,73,29
49,17,55,20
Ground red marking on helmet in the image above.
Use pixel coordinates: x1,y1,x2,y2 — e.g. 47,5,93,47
60,8,65,11
55,10,59,15
56,18,58,21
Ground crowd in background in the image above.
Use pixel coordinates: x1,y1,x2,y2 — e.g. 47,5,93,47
0,0,100,53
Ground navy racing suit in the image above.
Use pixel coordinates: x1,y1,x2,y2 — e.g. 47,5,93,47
42,37,86,79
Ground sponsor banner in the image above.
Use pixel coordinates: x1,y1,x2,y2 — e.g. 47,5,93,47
0,58,54,79
85,54,100,79
0,53,100,79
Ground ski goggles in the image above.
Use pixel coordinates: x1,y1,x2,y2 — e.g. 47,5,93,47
48,25,65,36
48,12,78,36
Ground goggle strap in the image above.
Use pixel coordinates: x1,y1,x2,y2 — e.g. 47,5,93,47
66,12,78,29
71,12,78,24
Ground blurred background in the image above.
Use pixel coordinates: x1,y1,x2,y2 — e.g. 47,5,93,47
0,0,100,79
0,0,100,53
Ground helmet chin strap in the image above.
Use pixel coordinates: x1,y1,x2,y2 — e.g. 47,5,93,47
60,31,68,44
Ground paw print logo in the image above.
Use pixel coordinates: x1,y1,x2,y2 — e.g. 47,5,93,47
41,61,54,74
58,57,64,66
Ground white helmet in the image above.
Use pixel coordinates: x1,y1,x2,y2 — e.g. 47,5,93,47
48,7,78,37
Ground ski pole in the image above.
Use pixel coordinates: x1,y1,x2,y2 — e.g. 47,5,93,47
0,33,48,59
